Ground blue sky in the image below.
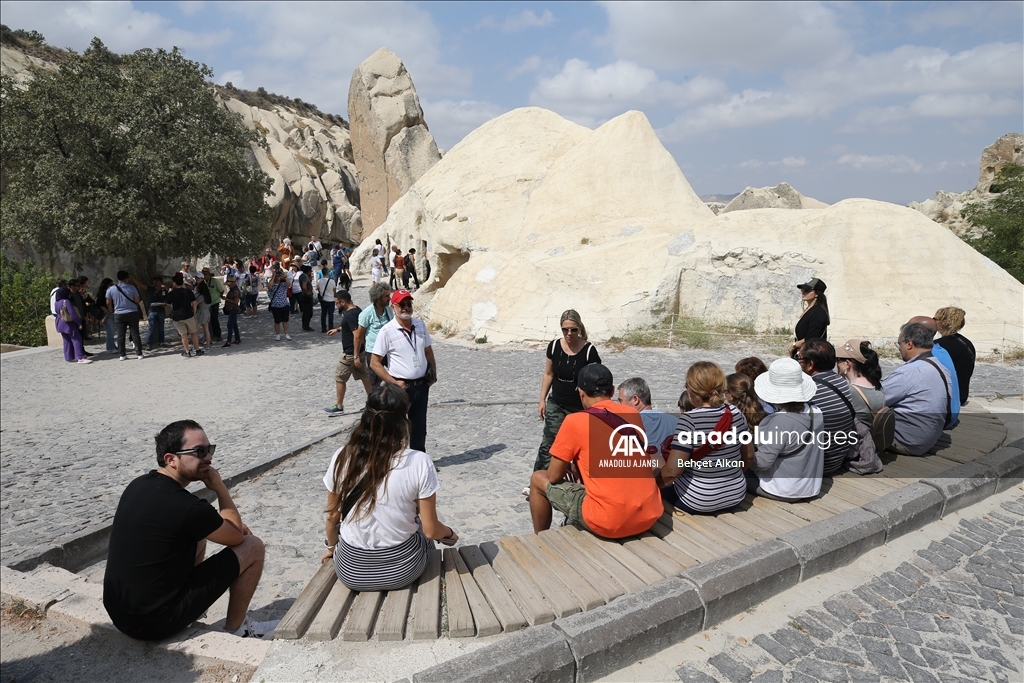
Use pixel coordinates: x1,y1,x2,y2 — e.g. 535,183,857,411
2,1,1021,204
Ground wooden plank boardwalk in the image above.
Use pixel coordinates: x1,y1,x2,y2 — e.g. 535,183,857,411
274,407,1007,642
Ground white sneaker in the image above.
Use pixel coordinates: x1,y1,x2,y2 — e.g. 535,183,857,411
522,486,530,498
231,615,279,639
275,334,281,341
285,334,292,341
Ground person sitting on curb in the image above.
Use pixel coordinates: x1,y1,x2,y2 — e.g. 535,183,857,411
882,322,954,456
529,364,663,538
797,339,857,475
103,420,276,640
617,376,676,468
908,315,960,429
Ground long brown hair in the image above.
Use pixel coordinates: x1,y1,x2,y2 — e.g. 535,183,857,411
726,372,765,427
326,384,410,520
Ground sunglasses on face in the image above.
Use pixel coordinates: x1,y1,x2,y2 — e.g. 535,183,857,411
397,301,413,309
561,327,579,334
175,444,216,459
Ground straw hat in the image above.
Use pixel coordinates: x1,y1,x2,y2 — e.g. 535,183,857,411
754,358,817,404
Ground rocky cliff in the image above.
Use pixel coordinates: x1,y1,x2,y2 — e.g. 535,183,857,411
909,133,1023,237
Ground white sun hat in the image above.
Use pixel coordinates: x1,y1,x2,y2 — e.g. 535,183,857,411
754,357,817,404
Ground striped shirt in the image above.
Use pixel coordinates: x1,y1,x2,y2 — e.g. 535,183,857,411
810,371,856,474
669,404,749,513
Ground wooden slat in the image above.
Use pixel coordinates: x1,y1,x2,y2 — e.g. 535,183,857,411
561,528,655,589
832,475,897,500
742,496,816,528
519,534,605,610
274,562,337,639
559,527,649,592
656,513,729,556
823,480,875,507
753,495,832,523
538,529,624,603
638,532,698,569
717,510,778,540
479,541,555,626
497,537,580,617
306,579,355,641
375,586,414,641
670,511,747,551
442,548,476,638
459,546,527,632
451,547,502,637
411,548,442,640
620,537,683,577
731,500,802,533
341,590,383,642
673,511,756,548
649,520,720,563
805,494,854,516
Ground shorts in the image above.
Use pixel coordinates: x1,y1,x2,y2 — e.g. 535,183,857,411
244,293,258,308
335,354,368,383
172,317,198,335
270,306,289,323
108,546,240,641
545,481,590,531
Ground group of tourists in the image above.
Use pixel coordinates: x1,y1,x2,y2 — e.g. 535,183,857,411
369,239,424,290
99,270,979,645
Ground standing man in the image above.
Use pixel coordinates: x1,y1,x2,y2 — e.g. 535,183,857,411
203,267,225,343
324,290,372,415
393,250,406,289
299,264,315,331
354,283,393,388
370,289,436,452
106,270,144,361
146,277,167,350
166,274,203,358
404,249,421,289
388,245,400,288
317,266,337,333
103,420,275,640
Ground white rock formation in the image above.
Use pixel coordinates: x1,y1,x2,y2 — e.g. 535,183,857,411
348,48,440,236
356,107,1023,350
719,182,828,214
910,133,1023,237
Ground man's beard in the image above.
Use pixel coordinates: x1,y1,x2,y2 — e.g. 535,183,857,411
398,312,413,321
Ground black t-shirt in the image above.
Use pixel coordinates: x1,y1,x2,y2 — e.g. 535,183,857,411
795,305,828,342
935,333,975,404
340,305,362,355
547,339,601,410
103,471,223,618
148,288,167,310
166,288,196,318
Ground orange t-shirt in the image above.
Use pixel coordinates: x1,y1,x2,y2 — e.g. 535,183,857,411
549,399,663,538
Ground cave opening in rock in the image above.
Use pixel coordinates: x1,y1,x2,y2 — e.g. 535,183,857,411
432,250,470,289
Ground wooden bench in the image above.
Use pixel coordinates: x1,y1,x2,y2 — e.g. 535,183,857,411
274,407,1007,642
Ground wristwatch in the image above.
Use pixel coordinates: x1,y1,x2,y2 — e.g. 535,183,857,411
324,539,337,550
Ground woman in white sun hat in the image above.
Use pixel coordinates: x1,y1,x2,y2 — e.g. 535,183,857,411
747,357,825,502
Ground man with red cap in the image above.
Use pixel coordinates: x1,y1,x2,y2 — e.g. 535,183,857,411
370,289,437,451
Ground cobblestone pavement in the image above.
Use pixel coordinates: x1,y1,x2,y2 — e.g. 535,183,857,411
656,494,1024,683
1,275,1022,571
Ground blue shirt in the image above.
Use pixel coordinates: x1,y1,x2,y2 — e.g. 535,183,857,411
640,409,678,457
929,345,960,428
358,304,393,352
882,352,952,456
106,283,140,315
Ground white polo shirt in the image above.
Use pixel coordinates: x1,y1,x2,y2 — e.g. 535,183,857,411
372,317,432,380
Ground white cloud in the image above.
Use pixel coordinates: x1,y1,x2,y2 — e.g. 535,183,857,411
502,9,555,33
0,0,231,53
530,58,726,127
848,93,1022,128
176,1,205,17
837,154,923,174
905,2,1023,34
219,69,245,88
738,156,807,170
421,99,506,150
508,55,544,79
600,0,850,70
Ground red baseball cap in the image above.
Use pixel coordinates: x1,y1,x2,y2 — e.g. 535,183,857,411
391,289,413,305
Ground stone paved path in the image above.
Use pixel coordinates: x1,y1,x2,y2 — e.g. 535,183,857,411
655,495,1024,683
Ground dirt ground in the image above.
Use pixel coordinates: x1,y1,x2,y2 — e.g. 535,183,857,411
0,604,255,683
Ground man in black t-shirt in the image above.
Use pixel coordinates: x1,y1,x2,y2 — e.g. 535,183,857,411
103,420,275,640
166,274,202,358
324,290,371,414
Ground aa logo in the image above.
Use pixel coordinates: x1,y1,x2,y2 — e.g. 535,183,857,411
608,424,649,458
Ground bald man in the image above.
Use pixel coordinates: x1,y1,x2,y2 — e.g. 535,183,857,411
908,316,960,429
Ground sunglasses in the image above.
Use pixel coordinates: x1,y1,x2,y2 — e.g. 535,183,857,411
175,444,216,459
561,327,579,334
397,301,413,309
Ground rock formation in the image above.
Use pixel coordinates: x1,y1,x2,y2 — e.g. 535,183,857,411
348,48,440,236
355,107,1023,350
719,183,829,214
910,133,1023,237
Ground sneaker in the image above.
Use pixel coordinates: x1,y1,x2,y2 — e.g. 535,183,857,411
181,352,191,358
194,349,205,356
522,486,530,498
222,342,232,348
120,356,128,361
275,334,281,341
135,354,144,360
324,404,344,415
77,358,93,364
285,334,292,341
230,615,279,640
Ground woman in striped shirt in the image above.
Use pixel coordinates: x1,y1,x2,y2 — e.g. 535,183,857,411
321,384,458,592
658,362,754,514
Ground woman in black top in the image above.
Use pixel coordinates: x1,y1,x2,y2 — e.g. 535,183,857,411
933,306,975,405
791,277,829,357
533,310,601,473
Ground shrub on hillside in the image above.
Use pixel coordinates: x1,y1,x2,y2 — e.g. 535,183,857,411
962,163,1024,283
0,255,66,347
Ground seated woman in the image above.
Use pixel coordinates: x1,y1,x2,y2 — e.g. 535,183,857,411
735,356,774,415
658,362,753,514
747,358,825,501
933,306,975,406
726,372,765,430
321,384,457,592
834,339,885,423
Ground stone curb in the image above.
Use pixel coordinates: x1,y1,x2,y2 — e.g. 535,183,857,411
0,345,59,359
5,418,357,573
409,440,1024,682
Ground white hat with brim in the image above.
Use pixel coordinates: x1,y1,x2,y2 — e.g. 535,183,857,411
754,357,817,404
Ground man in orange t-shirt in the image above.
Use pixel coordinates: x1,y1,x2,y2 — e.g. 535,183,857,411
529,363,663,538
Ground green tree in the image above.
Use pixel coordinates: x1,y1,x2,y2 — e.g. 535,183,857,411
1,38,272,279
0,254,66,346
962,163,1024,283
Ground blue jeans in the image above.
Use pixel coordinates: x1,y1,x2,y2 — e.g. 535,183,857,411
320,302,334,332
104,314,117,352
146,310,165,347
226,310,240,343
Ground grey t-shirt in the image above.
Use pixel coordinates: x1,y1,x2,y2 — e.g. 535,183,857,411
752,406,824,500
